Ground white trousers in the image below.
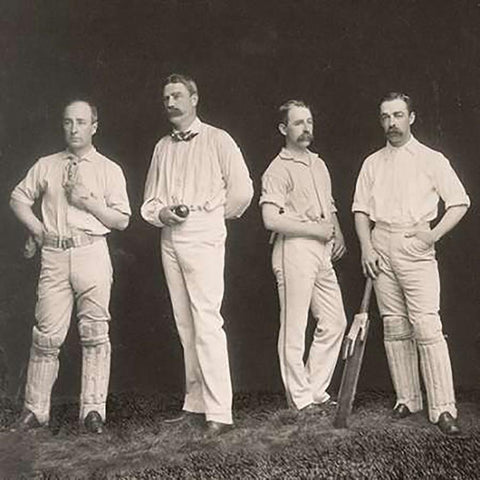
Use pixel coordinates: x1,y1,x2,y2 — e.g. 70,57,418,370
372,225,457,423
272,236,346,410
25,239,113,424
161,209,233,424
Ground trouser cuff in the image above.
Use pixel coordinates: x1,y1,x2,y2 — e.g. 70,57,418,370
79,403,106,422
430,404,457,424
24,403,49,426
206,412,233,424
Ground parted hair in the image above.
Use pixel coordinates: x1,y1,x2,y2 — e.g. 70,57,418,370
278,100,310,125
163,73,198,96
379,92,413,113
63,98,98,123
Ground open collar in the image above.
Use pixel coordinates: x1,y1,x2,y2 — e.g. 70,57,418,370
385,135,419,157
64,146,97,162
278,147,317,166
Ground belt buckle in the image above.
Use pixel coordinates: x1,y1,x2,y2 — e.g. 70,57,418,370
61,238,74,250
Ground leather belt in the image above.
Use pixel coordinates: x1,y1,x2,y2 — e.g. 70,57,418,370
43,233,104,250
375,222,430,233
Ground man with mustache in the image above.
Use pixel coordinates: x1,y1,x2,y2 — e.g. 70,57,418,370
353,92,470,435
9,98,131,434
141,74,253,437
260,100,347,412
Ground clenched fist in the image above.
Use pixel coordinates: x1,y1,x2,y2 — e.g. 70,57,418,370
314,221,335,242
64,180,97,212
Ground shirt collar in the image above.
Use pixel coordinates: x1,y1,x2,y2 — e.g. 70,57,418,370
278,147,316,166
64,146,97,162
385,135,419,156
172,117,202,135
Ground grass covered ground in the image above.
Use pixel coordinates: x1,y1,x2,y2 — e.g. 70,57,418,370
0,390,480,479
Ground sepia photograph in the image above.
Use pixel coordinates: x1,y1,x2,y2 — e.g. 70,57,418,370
0,0,479,478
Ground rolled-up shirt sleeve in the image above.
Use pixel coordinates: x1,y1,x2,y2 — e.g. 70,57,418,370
105,164,131,216
434,155,471,209
141,146,166,228
216,131,253,219
259,173,288,210
11,159,45,205
352,160,372,215
323,166,337,214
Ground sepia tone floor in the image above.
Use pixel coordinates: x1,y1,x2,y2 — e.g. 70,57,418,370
0,390,479,479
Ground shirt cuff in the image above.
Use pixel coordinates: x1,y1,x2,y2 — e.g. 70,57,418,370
445,196,471,209
140,200,165,228
10,191,35,206
352,202,369,214
259,193,285,210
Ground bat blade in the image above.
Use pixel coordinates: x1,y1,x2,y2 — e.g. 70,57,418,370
333,278,373,429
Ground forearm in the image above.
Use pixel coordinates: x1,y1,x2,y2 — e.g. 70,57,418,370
225,182,254,219
354,212,374,252
268,217,320,238
262,205,326,239
431,205,468,242
88,202,130,231
9,199,43,235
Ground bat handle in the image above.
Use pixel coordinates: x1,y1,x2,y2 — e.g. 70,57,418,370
341,338,351,360
359,278,373,313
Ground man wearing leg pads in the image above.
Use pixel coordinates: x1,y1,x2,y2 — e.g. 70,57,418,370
353,92,469,435
10,98,130,433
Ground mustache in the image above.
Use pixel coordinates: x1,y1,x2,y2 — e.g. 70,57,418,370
166,108,182,117
297,132,313,142
387,127,401,134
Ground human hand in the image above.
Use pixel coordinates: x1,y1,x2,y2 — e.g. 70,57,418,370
361,246,380,279
332,232,347,262
24,224,45,258
64,181,97,212
314,221,335,242
158,206,187,226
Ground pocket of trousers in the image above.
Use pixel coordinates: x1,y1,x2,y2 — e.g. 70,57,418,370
403,236,434,256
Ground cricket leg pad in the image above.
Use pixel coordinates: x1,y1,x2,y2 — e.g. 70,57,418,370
414,315,457,423
383,315,423,413
78,321,111,422
24,328,63,425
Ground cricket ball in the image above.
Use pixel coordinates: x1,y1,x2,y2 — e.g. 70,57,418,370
172,204,190,218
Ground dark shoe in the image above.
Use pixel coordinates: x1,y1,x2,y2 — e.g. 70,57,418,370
297,403,322,420
299,403,317,413
437,412,461,436
9,409,42,432
203,421,234,439
164,411,203,425
83,411,104,434
299,398,337,415
392,404,411,419
318,397,338,408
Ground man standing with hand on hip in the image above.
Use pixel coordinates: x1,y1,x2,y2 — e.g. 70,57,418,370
141,74,253,437
353,92,469,435
10,98,131,434
260,100,347,412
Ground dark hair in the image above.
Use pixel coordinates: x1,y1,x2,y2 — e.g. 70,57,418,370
162,73,198,96
379,92,413,114
63,98,98,123
278,100,310,125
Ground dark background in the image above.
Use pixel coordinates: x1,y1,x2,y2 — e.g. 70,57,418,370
1,0,479,403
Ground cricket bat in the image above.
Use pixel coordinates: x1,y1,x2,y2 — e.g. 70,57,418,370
333,278,373,428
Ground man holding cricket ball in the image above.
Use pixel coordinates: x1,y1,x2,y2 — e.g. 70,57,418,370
141,73,253,438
